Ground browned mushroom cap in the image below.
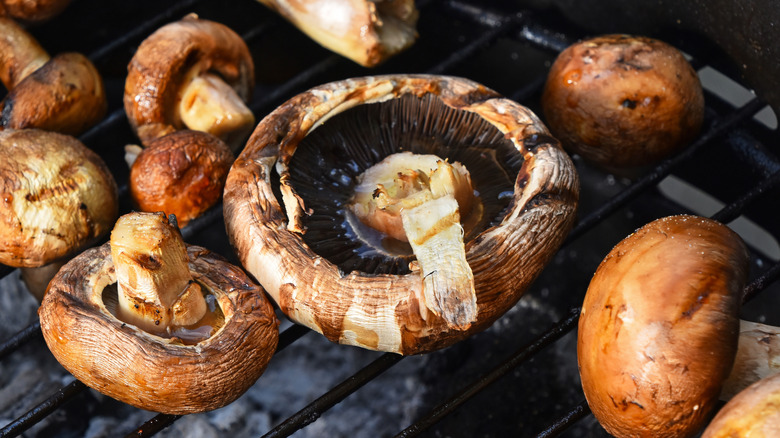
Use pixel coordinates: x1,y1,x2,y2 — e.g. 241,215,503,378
0,17,106,135
702,373,780,438
0,0,72,24
224,74,579,355
0,129,118,268
541,34,704,172
124,14,255,150
38,212,279,414
257,0,418,67
130,130,234,227
577,215,750,438
721,320,780,400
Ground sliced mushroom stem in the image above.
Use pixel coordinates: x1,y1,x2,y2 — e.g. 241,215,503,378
0,17,51,89
178,72,255,151
19,261,66,302
350,152,478,329
110,212,207,335
721,320,780,400
402,196,476,329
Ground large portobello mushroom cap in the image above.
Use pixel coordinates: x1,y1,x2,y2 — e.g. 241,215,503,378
224,75,579,355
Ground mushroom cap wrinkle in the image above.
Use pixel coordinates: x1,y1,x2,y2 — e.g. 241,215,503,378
39,243,279,414
224,74,579,355
124,14,254,146
0,129,118,268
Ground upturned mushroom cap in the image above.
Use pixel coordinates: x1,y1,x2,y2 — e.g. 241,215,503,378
0,0,72,23
0,129,118,268
256,0,419,67
129,130,234,227
124,14,254,148
1,17,106,135
224,74,579,355
702,373,780,438
38,242,279,414
542,34,704,172
578,215,750,438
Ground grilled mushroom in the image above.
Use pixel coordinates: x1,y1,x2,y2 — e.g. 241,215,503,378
124,14,255,151
0,17,106,135
542,34,704,172
129,130,234,227
0,129,118,300
256,0,418,67
0,0,71,23
578,215,749,438
39,212,279,414
702,372,780,438
224,74,579,355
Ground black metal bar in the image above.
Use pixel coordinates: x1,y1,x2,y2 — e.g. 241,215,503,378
535,400,590,438
711,169,780,225
0,380,86,438
0,321,41,361
395,308,581,438
262,353,404,438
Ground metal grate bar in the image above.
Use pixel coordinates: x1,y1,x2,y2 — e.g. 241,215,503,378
0,321,41,361
0,380,86,438
535,400,590,438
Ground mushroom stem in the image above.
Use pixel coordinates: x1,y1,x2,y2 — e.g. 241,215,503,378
110,212,207,336
350,152,478,329
0,17,51,89
19,261,65,302
178,72,255,151
721,320,780,400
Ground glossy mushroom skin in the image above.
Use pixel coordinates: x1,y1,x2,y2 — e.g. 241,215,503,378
256,0,418,67
224,74,579,355
578,215,750,438
0,18,106,135
0,0,72,23
130,130,234,227
39,243,279,414
0,129,118,268
542,34,704,171
702,373,780,438
124,15,254,146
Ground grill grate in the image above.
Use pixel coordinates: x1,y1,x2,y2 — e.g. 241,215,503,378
2,0,780,437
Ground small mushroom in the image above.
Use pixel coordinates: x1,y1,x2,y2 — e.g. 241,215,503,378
129,130,234,227
38,212,279,414
256,0,419,67
0,0,72,24
0,17,107,135
224,74,579,355
577,215,750,438
124,14,255,151
702,372,780,438
0,129,118,300
541,34,704,172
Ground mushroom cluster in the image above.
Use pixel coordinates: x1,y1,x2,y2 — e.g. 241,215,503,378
577,215,752,437
542,34,704,173
0,17,106,135
39,212,279,414
0,129,118,300
255,0,419,67
224,74,579,355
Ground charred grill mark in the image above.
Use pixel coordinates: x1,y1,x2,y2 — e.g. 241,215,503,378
25,174,86,203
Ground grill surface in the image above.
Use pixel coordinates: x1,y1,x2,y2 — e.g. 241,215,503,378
2,0,780,437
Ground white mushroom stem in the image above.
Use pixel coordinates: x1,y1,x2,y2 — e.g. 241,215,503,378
350,152,478,329
0,17,51,89
178,71,255,151
19,261,66,302
721,320,780,400
110,212,207,336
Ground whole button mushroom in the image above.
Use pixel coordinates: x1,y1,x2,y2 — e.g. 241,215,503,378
702,373,780,437
256,0,419,67
578,215,750,438
0,129,118,300
224,74,580,355
0,0,72,24
129,130,234,227
542,34,704,173
0,17,107,135
39,212,279,414
124,14,255,151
